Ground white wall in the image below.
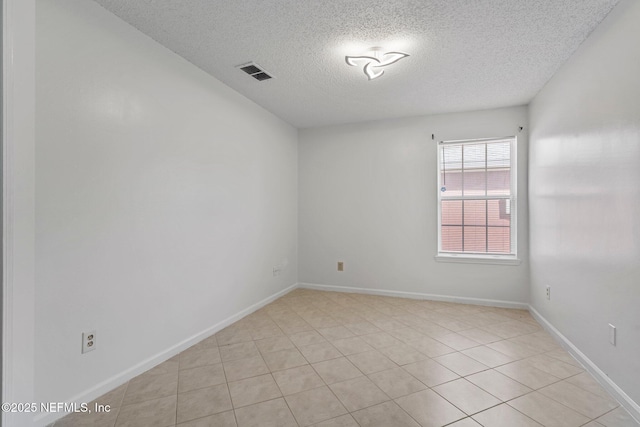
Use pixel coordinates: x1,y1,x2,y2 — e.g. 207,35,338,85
299,106,529,304
3,0,36,426
529,0,640,408
35,0,297,409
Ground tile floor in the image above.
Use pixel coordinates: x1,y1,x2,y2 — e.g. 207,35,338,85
53,289,639,427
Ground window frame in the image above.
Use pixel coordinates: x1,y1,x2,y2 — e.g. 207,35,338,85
435,136,519,265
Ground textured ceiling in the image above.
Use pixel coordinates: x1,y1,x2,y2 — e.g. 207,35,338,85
93,0,619,128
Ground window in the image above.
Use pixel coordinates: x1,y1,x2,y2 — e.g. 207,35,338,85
436,137,518,264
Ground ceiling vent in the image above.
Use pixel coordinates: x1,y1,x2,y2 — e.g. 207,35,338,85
237,62,273,81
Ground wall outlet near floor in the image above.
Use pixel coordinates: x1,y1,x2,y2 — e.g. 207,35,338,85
273,265,282,277
546,286,551,300
82,330,96,353
337,261,344,272
609,324,616,346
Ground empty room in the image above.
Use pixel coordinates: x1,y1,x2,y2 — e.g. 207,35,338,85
2,0,639,426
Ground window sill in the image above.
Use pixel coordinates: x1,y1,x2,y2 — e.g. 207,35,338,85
435,254,521,266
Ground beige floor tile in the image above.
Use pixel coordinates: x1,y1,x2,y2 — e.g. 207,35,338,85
432,317,475,333
433,378,501,415
262,348,308,371
280,321,315,334
331,336,374,355
254,336,295,354
377,343,428,365
66,290,634,427
299,342,342,363
348,349,396,374
272,365,324,395
179,347,222,370
465,369,532,401
402,358,459,387
54,408,119,427
215,329,253,346
228,374,281,408
122,371,178,405
370,317,407,331
177,410,236,427
367,367,427,398
312,357,363,384
565,371,612,399
487,340,539,360
446,418,483,427
178,363,226,393
351,401,420,427
249,326,284,341
223,356,269,382
538,381,618,419
360,332,403,349
391,314,427,327
116,395,176,427
457,328,503,344
219,342,260,362
405,336,456,357
288,330,327,346
311,414,359,426
285,386,348,426
234,397,297,427
317,326,355,341
523,354,583,379
482,321,539,339
189,334,219,351
329,376,390,411
461,312,509,327
495,360,560,389
508,392,590,427
177,384,232,424
510,332,561,353
344,322,382,336
387,327,425,343
435,333,481,351
395,389,466,427
90,383,128,410
461,346,518,368
596,407,640,427
413,321,454,339
433,353,489,377
307,317,341,329
472,403,542,427
544,349,583,367
333,314,366,325
139,358,179,378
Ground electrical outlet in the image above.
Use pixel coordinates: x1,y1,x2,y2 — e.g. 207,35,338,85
82,330,96,354
273,266,281,277
337,262,344,272
546,286,551,300
609,324,616,346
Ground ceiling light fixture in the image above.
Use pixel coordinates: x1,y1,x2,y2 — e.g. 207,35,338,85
345,47,409,80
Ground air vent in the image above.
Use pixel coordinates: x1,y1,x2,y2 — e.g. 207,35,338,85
237,62,273,81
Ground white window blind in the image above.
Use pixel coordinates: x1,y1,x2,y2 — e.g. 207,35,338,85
437,137,517,257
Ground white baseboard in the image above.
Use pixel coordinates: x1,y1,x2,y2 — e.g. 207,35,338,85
529,306,640,423
297,282,529,310
34,283,298,427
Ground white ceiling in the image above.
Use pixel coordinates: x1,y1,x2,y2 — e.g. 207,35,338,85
93,0,619,128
